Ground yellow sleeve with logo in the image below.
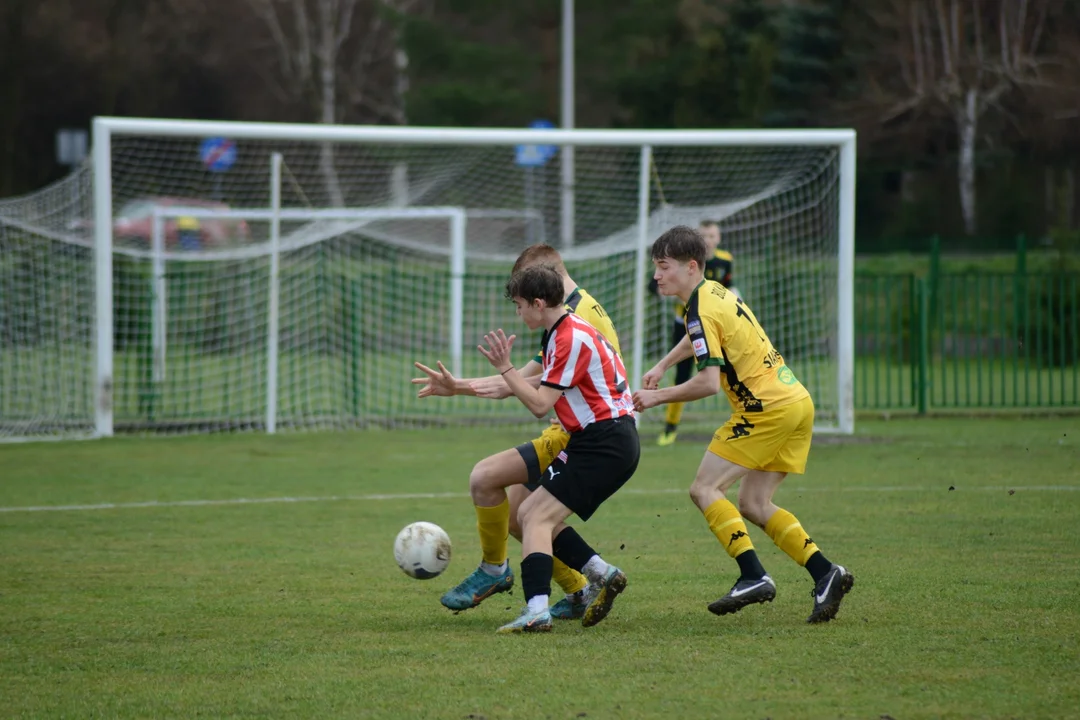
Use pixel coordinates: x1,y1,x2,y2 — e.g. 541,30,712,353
697,311,724,371
684,284,724,371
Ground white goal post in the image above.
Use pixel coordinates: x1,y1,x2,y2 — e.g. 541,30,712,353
2,117,855,439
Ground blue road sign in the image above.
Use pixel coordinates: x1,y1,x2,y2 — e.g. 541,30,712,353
515,119,557,167
200,137,237,173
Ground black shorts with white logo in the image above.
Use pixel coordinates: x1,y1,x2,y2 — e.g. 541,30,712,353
537,416,640,521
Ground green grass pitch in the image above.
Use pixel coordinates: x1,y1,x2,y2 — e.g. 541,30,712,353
2,417,1078,719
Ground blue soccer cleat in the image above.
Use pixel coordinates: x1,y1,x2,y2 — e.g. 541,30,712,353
549,590,587,620
440,565,514,611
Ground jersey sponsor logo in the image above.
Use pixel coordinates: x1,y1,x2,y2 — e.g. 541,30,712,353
686,319,702,335
777,366,798,385
692,338,707,357
762,348,783,369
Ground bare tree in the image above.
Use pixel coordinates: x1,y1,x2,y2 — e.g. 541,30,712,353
862,0,1061,235
244,0,425,205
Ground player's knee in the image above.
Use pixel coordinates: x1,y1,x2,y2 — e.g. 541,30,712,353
468,459,498,496
688,476,713,507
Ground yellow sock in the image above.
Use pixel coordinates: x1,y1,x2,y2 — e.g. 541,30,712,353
664,401,686,428
475,499,510,565
764,508,820,566
552,559,588,595
703,498,755,558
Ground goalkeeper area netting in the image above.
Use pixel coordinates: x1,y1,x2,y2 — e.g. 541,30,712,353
0,120,854,439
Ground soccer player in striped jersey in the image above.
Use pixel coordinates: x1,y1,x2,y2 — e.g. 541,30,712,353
478,264,640,633
411,244,621,621
633,225,854,624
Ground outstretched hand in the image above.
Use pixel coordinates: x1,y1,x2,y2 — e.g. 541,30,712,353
411,360,458,398
477,329,516,372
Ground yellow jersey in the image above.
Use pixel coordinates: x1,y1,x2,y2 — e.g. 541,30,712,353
534,286,621,363
683,279,808,414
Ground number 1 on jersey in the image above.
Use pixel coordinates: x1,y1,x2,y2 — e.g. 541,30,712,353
735,298,765,341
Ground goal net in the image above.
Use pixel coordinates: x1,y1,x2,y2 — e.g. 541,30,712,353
0,119,854,439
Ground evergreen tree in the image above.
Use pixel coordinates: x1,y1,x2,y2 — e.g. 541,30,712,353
764,0,847,127
723,0,778,127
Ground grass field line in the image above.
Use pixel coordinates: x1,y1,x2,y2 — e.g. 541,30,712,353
2,483,1079,514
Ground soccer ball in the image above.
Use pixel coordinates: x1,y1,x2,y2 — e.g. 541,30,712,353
393,521,452,579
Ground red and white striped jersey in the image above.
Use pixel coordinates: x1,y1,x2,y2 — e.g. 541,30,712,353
540,313,635,433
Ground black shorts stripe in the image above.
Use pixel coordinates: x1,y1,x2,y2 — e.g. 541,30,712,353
514,440,545,490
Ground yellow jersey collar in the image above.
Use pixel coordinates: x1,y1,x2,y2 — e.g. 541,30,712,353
687,278,707,303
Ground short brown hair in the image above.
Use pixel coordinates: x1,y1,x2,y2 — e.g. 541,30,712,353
512,244,566,275
651,225,707,269
505,264,564,307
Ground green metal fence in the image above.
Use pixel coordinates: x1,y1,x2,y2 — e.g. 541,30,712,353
856,271,1080,412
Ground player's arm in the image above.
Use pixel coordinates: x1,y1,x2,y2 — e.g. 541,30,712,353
638,364,720,407
658,333,694,369
413,358,542,398
636,301,723,410
502,367,562,417
477,330,561,416
469,359,543,398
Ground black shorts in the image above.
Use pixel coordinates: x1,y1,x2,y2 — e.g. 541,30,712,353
535,416,640,521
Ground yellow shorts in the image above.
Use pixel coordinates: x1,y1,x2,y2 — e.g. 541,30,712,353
708,395,814,474
517,423,571,484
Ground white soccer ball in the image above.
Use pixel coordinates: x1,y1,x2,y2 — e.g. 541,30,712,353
393,521,452,580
